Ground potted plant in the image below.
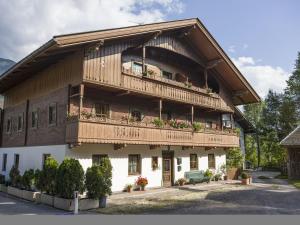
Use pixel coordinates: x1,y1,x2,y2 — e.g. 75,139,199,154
213,173,222,181
192,122,203,132
220,164,227,180
136,176,148,191
204,169,213,183
177,178,186,186
85,158,112,208
241,172,250,185
125,184,133,193
152,118,164,128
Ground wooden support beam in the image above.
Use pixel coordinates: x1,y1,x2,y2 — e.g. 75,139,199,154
78,84,84,119
116,90,130,97
114,144,127,150
142,44,146,75
159,99,162,120
191,105,194,124
204,68,208,89
150,145,161,150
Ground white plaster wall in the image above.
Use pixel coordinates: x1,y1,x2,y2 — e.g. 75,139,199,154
0,144,227,192
0,145,67,179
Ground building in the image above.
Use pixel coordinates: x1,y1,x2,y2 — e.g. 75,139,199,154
280,125,300,179
0,18,260,192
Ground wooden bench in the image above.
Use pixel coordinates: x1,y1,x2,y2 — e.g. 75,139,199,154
184,171,210,184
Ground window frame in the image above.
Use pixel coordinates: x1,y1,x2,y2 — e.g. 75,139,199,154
128,154,141,175
42,154,51,168
190,154,198,170
222,114,232,129
14,154,20,169
208,154,216,169
31,110,38,129
92,154,108,166
93,103,110,118
6,117,12,134
17,113,24,132
48,103,57,126
2,154,7,172
162,70,172,80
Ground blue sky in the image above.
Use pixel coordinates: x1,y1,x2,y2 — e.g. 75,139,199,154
0,0,299,98
170,0,300,73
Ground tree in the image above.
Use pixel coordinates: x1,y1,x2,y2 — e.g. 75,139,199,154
43,157,58,195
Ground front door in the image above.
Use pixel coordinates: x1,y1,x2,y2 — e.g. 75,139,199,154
162,151,174,187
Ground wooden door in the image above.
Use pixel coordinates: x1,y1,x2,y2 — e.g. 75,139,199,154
162,158,172,187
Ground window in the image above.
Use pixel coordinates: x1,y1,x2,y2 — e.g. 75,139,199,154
162,71,172,80
190,154,198,170
14,154,20,168
208,154,215,169
132,62,143,75
222,114,232,128
128,154,141,175
205,121,213,129
6,118,11,133
49,103,57,125
2,154,7,171
152,156,158,170
42,154,51,167
32,110,38,128
131,110,142,122
92,154,108,166
17,113,24,132
94,103,109,118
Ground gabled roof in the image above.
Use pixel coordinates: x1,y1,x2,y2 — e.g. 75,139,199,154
0,18,260,105
234,107,255,133
280,125,300,147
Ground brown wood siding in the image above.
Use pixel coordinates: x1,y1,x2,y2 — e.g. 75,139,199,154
4,50,83,108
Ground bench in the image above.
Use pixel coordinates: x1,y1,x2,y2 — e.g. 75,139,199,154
184,170,210,184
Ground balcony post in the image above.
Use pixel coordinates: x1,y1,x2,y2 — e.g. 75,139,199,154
204,69,209,89
191,105,194,124
142,44,146,75
159,99,162,120
78,84,84,119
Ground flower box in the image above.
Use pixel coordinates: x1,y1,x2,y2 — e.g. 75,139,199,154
22,190,40,202
40,193,54,206
0,184,8,193
7,186,22,198
241,178,250,185
53,196,99,211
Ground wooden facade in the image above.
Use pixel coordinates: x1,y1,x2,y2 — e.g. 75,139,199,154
0,19,260,148
281,126,300,179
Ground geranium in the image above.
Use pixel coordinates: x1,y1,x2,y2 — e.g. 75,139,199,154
136,176,148,187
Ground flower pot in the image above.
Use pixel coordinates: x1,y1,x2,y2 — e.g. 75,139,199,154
0,184,8,193
241,178,250,185
99,196,107,208
127,187,132,193
40,193,54,206
140,186,145,191
22,190,40,202
224,175,228,181
7,186,22,198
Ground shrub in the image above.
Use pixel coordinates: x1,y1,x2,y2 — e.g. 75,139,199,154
9,166,21,187
204,169,213,180
213,173,222,181
43,157,58,195
56,158,84,199
192,122,203,132
153,118,164,128
241,172,249,179
226,147,244,169
22,169,35,191
85,158,112,199
34,169,45,192
176,178,186,186
0,174,5,184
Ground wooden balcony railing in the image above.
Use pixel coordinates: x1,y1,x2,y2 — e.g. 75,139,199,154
83,71,233,112
66,119,239,147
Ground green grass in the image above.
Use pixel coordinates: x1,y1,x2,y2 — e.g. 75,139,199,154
289,179,300,189
257,176,270,179
274,174,288,179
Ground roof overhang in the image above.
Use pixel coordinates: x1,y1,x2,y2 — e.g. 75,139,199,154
0,18,261,105
233,107,256,133
280,125,300,147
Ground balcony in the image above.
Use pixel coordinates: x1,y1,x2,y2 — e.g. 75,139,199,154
66,118,239,148
83,70,233,113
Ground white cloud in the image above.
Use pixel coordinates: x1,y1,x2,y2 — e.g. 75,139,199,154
228,45,236,53
232,56,289,98
0,0,184,61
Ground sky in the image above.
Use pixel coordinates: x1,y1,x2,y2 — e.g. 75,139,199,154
0,0,299,99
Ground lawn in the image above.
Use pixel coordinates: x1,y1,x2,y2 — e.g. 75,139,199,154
289,179,300,189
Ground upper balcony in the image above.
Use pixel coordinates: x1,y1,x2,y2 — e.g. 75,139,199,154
83,44,234,113
66,117,240,148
